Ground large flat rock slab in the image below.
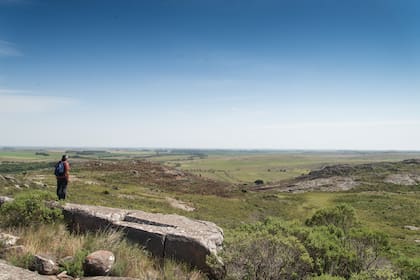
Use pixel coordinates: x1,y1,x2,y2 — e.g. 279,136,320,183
0,197,224,276
61,203,224,276
62,203,129,232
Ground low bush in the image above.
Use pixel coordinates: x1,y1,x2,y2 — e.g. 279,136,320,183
60,249,88,277
396,256,420,280
349,267,402,280
223,230,312,280
222,204,396,280
305,204,357,233
0,191,63,227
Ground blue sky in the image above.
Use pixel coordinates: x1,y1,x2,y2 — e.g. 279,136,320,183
1,0,420,149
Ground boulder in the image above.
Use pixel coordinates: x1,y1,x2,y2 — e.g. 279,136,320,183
83,250,115,276
30,254,59,275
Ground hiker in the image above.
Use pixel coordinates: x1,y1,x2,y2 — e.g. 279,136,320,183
55,154,70,200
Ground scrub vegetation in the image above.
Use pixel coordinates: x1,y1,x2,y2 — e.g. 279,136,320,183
0,149,419,279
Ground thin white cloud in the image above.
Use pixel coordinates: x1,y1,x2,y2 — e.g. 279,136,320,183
263,120,420,129
0,40,22,57
0,93,77,113
0,88,31,94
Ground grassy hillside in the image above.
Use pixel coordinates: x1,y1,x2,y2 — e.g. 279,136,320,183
1,149,419,279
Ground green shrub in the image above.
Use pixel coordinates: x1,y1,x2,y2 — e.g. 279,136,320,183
350,268,402,280
0,191,63,227
396,256,420,280
303,225,357,277
0,161,54,173
60,249,88,277
306,204,357,233
311,274,345,280
223,224,312,280
348,228,390,270
223,206,393,280
303,207,390,277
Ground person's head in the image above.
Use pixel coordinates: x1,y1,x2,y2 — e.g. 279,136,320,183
62,154,68,161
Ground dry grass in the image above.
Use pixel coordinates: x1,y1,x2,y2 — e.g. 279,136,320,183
4,224,206,279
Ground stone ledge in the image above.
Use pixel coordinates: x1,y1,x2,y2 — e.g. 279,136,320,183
0,196,224,277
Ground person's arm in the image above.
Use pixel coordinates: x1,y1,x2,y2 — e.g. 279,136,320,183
64,161,70,180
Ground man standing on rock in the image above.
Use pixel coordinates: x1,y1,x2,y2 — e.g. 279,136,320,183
55,154,70,200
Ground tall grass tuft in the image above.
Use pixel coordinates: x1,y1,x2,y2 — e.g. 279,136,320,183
3,224,206,279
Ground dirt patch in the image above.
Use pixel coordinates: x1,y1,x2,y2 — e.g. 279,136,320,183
166,197,195,212
117,194,137,200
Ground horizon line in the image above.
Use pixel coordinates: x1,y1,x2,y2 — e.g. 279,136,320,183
1,146,420,153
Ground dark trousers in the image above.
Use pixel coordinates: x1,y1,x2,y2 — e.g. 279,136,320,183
57,178,68,200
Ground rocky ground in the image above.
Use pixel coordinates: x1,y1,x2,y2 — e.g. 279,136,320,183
252,159,420,193
78,160,234,196
0,259,139,280
2,158,420,196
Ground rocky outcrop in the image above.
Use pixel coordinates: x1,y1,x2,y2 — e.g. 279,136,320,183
384,174,420,186
300,160,420,180
282,176,358,193
0,196,224,277
303,164,355,179
61,203,224,276
402,159,420,164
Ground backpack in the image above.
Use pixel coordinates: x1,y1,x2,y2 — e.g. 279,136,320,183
54,161,65,176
